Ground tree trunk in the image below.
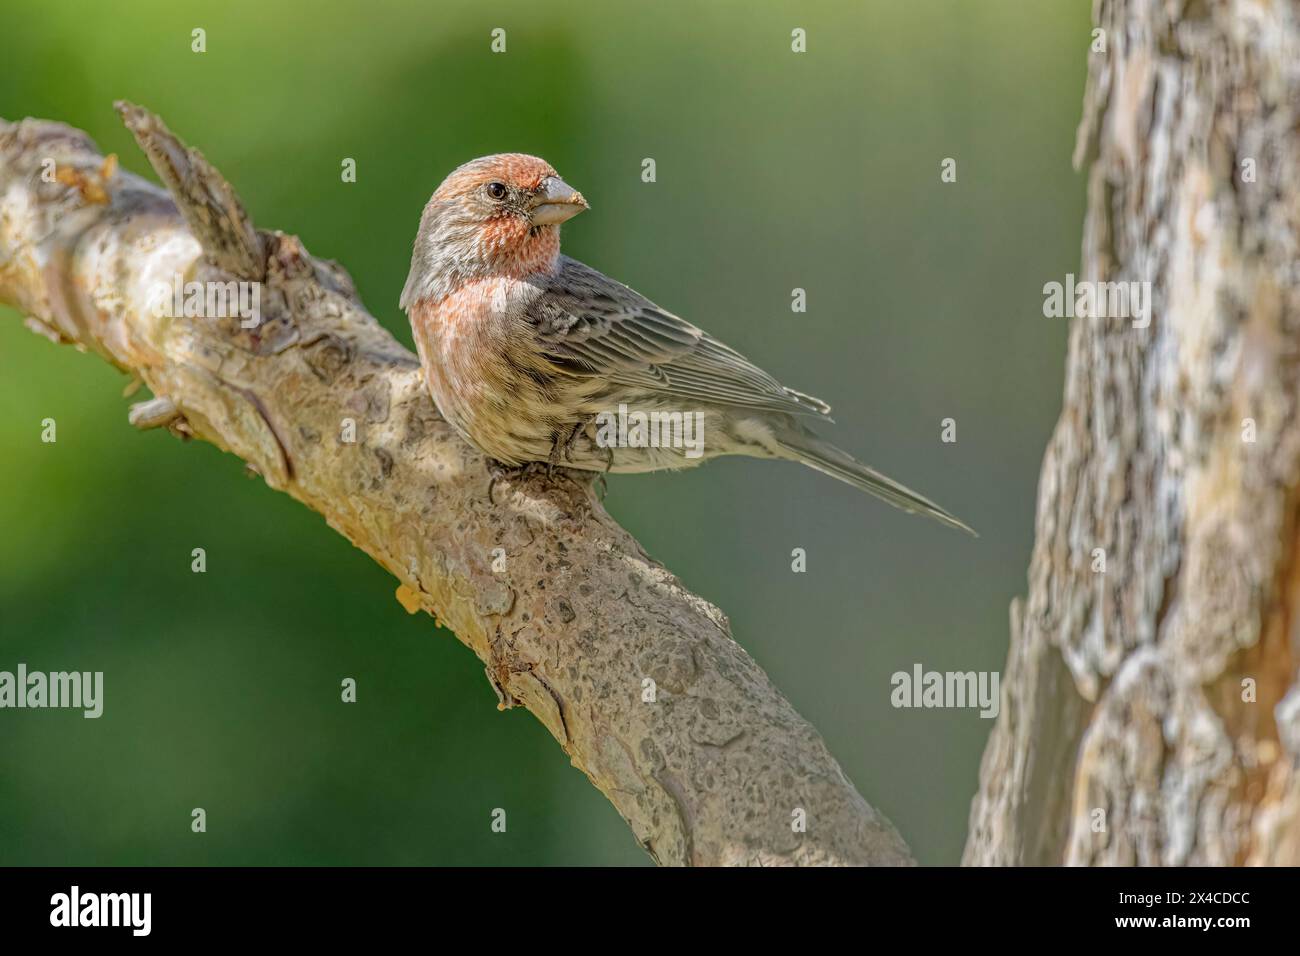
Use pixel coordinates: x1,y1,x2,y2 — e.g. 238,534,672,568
966,0,1300,865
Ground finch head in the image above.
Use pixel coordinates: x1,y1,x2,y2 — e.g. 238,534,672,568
400,154,588,309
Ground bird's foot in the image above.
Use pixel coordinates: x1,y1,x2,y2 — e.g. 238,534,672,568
486,459,554,505
487,459,521,505
562,416,596,464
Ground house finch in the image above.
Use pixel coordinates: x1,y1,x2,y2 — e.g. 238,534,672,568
401,154,973,535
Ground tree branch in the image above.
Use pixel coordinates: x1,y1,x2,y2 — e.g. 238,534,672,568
0,104,913,866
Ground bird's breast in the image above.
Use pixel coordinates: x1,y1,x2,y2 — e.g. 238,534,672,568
408,282,574,463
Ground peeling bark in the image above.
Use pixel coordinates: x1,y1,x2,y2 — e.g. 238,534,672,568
966,0,1300,865
0,104,913,866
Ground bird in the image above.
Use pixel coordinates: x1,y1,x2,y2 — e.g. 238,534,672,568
400,153,974,535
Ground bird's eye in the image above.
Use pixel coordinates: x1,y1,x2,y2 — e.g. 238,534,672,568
486,181,508,201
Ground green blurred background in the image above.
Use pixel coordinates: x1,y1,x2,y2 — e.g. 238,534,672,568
0,0,1086,865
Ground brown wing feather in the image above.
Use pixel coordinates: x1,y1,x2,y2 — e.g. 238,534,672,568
527,257,831,417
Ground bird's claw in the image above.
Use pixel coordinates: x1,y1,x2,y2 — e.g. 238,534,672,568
486,459,516,506
487,459,557,505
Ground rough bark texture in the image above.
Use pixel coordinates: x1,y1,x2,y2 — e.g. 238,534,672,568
965,0,1300,865
0,104,914,867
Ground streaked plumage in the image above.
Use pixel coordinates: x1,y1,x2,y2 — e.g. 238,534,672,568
402,154,974,535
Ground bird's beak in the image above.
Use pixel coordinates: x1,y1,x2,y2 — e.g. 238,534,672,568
530,176,588,225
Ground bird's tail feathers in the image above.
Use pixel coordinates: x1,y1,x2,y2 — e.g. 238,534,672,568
776,428,976,536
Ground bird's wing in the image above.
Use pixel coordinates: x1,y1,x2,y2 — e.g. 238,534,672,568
526,256,831,417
